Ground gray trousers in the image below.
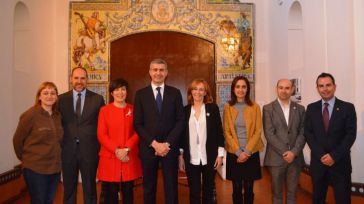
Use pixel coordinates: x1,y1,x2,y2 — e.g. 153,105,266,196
268,162,301,204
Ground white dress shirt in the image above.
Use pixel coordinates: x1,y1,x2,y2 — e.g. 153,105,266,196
189,104,208,165
278,98,290,126
151,83,165,100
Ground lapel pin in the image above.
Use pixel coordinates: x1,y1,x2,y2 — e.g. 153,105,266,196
126,109,132,116
206,113,210,117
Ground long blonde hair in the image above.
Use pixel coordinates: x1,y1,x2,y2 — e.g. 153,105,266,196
34,81,59,112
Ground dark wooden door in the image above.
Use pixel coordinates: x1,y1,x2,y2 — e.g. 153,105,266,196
110,31,215,105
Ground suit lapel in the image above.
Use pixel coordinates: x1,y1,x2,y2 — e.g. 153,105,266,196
147,86,160,115
186,105,192,122
186,105,192,149
273,100,288,129
230,105,238,123
314,100,327,134
328,98,340,131
80,89,92,121
161,86,169,115
160,85,174,116
66,91,76,118
287,101,297,131
205,104,211,139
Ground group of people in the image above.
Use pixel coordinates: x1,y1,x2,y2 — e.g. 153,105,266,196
13,58,356,204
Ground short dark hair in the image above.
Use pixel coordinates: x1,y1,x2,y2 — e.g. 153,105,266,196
228,75,253,106
316,72,335,86
109,78,128,94
71,67,88,78
109,78,128,102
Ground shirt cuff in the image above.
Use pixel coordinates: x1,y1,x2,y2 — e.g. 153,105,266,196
218,147,225,157
235,149,243,157
244,147,252,155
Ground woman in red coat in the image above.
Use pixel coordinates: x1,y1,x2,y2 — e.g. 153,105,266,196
97,78,142,204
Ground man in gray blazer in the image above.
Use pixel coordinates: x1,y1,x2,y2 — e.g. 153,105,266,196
263,79,305,204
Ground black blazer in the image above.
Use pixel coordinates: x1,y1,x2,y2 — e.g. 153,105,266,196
304,98,356,172
181,103,225,168
133,85,185,159
58,89,105,162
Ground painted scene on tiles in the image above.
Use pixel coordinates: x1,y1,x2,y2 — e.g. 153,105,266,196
87,83,109,103
71,11,109,82
216,7,255,82
70,0,255,86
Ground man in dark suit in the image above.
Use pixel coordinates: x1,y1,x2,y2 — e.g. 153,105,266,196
263,79,306,204
58,67,105,204
134,58,185,204
304,73,356,204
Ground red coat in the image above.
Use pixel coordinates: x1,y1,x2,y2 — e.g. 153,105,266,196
97,103,142,182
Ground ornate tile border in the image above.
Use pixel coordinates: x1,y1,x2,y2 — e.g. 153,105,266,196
199,0,253,12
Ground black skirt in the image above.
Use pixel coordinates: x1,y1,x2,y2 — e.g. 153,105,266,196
226,152,262,181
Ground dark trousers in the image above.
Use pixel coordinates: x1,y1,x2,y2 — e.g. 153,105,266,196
141,155,178,204
23,168,60,204
100,181,134,204
186,163,216,204
311,164,351,204
232,179,254,204
62,146,99,204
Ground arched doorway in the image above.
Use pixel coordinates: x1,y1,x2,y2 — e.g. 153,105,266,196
110,31,215,104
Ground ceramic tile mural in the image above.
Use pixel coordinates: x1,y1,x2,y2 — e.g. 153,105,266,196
70,0,255,97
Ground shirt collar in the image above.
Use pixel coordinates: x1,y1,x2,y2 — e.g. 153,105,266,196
321,97,335,107
35,105,58,116
277,98,291,108
36,105,49,115
151,83,165,91
191,104,205,114
73,88,86,97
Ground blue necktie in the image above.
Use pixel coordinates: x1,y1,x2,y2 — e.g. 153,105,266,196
156,87,162,113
